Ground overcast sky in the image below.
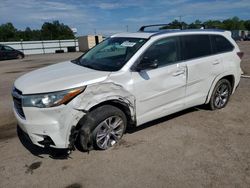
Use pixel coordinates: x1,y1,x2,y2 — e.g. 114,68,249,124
0,0,250,35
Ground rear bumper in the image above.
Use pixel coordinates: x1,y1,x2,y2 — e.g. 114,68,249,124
13,104,85,149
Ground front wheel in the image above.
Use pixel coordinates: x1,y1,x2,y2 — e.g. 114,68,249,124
209,79,232,110
78,105,127,151
17,54,24,59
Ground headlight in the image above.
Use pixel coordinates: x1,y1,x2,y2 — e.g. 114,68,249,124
22,87,86,108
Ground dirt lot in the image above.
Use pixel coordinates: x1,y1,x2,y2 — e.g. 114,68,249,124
0,43,250,188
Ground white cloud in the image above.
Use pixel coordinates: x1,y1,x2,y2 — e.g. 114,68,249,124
0,0,249,35
0,0,90,29
97,3,122,10
164,0,250,19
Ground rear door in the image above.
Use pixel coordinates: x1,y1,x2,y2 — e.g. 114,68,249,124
131,36,187,125
180,34,224,107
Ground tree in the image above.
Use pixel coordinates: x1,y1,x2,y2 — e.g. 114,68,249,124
160,20,187,30
0,22,17,41
244,20,250,30
0,17,249,42
0,21,74,42
188,20,203,29
203,20,224,29
222,17,245,30
41,20,74,40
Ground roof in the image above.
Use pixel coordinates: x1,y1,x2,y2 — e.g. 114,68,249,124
111,29,227,39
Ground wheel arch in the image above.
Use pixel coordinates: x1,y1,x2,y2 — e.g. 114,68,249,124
74,98,136,132
73,99,136,151
88,99,136,126
205,74,235,104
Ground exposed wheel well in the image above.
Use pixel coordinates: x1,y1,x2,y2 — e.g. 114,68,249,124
88,100,135,126
221,75,235,91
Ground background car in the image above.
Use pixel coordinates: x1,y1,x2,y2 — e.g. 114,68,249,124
0,44,24,60
243,34,250,41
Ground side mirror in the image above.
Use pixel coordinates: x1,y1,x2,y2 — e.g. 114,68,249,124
135,57,158,71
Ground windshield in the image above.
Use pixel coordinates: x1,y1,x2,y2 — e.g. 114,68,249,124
73,37,147,71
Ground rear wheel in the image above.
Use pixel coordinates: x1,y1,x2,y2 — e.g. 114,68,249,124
78,105,127,151
209,79,232,110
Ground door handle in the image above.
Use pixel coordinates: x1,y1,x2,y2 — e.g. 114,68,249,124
173,70,185,76
213,60,220,65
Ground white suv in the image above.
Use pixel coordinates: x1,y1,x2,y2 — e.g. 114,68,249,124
12,27,243,151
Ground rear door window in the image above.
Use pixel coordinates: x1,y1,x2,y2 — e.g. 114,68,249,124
211,35,234,54
180,35,212,61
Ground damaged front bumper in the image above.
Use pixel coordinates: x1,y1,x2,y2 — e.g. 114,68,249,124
14,104,85,149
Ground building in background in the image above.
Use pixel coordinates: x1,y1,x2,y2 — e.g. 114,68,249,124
232,30,250,41
78,35,103,52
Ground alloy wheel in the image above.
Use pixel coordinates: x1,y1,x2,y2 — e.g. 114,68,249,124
214,83,230,108
95,116,125,150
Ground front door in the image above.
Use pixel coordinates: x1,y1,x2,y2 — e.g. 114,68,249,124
131,36,187,125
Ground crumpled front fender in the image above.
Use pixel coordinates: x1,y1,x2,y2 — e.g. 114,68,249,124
72,82,136,122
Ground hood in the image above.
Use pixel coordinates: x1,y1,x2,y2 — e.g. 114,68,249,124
15,61,111,94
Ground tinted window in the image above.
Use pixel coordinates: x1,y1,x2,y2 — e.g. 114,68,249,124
211,35,234,53
3,46,13,51
180,35,212,60
142,37,179,67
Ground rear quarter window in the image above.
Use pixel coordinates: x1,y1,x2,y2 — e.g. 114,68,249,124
180,34,212,61
211,35,234,54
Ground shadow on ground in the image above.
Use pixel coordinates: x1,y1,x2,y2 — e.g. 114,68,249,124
126,106,201,133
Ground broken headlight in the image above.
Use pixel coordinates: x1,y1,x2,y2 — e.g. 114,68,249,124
22,87,86,108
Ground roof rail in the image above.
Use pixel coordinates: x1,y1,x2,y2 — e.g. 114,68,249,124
139,24,182,32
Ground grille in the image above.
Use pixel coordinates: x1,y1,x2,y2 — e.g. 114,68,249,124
12,88,25,119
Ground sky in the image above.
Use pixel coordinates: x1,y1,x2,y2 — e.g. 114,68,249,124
0,0,250,36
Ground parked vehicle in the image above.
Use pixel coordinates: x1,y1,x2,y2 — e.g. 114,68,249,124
0,45,24,60
243,34,250,41
12,26,243,152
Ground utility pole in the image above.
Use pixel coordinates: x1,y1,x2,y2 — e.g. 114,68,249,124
179,16,182,23
179,16,183,29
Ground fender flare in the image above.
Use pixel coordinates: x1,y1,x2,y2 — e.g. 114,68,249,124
205,72,236,104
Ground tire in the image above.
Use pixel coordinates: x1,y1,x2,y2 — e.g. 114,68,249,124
78,105,127,151
209,79,232,110
17,54,24,59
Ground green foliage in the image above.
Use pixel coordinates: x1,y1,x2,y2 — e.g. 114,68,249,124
222,17,245,30
161,17,249,31
41,21,74,40
160,20,185,29
203,20,223,29
0,17,250,42
0,20,75,42
245,20,250,31
0,22,17,41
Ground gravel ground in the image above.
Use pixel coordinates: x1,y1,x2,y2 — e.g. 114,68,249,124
0,43,250,188
238,41,250,74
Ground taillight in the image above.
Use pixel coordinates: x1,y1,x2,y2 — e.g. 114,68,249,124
237,52,244,60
